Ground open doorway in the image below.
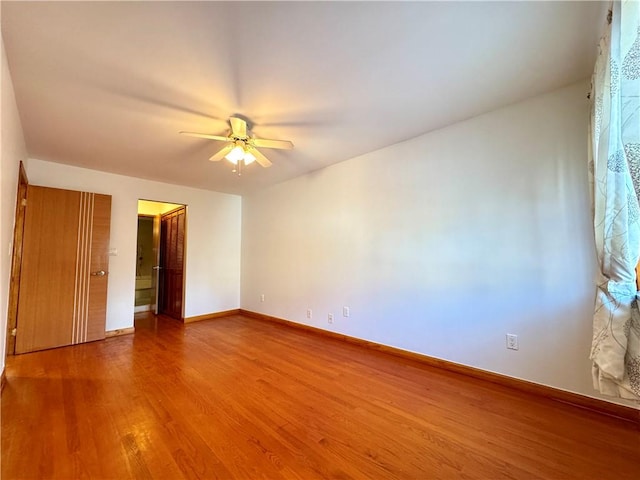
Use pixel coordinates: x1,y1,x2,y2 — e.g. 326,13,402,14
134,215,156,313
136,200,186,320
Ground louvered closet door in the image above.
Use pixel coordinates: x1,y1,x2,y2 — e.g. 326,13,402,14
159,207,185,320
15,186,112,354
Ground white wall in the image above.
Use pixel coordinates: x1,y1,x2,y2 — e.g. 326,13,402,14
27,159,241,330
241,80,636,407
1,35,28,372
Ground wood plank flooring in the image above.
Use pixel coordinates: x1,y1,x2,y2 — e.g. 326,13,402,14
2,313,639,479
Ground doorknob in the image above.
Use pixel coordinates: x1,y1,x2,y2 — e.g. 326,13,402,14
152,266,162,270
91,270,107,277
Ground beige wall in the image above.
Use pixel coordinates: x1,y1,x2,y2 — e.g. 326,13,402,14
0,34,28,371
242,80,635,409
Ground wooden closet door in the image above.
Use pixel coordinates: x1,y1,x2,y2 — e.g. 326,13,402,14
159,207,185,320
15,186,111,354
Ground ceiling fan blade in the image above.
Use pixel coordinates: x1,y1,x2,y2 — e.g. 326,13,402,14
209,145,234,162
249,148,273,168
252,138,294,150
230,117,247,137
180,131,229,142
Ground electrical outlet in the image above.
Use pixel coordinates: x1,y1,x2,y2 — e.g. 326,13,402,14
307,309,312,319
328,313,334,324
506,334,519,350
343,306,350,317
260,294,265,302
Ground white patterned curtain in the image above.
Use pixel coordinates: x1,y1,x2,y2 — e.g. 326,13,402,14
589,1,640,400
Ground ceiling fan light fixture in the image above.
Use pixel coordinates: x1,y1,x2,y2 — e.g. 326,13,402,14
182,116,290,171
225,145,245,164
243,151,256,165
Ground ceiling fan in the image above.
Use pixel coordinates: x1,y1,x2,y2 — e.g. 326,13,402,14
180,116,294,174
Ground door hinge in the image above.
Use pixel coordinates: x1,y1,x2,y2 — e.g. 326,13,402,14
21,198,27,207
10,328,17,337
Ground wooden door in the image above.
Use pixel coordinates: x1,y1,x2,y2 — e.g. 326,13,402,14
158,207,185,319
5,162,28,357
15,186,111,354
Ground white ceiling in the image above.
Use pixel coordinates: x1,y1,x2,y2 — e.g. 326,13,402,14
2,1,606,196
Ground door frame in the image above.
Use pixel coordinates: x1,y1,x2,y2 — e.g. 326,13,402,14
5,162,28,359
135,201,187,320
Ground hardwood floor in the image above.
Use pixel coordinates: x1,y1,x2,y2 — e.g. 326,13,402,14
2,314,638,479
